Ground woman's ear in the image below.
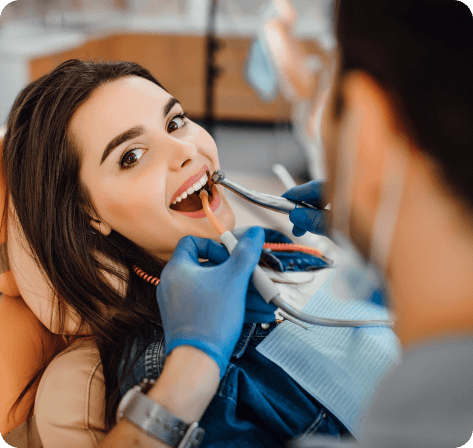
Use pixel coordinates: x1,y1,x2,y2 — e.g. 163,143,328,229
90,219,112,236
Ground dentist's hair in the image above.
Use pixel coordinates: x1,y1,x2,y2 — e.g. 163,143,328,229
335,0,473,211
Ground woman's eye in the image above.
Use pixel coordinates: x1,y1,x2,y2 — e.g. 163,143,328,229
120,148,144,169
167,113,187,133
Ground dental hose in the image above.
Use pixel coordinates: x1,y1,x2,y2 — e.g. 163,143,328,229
199,190,394,328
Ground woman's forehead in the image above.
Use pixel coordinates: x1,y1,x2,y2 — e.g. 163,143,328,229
70,76,171,151
79,76,170,119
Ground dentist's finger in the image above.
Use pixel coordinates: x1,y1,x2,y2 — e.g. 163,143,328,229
172,235,230,265
289,208,329,236
282,180,327,208
291,224,307,237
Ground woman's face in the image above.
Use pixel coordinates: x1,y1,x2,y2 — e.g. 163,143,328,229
71,76,235,260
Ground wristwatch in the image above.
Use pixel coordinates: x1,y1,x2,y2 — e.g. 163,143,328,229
117,378,205,448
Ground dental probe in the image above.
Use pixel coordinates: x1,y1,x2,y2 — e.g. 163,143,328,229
200,190,394,328
211,170,319,215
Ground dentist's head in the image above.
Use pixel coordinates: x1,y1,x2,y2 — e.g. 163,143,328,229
321,0,473,346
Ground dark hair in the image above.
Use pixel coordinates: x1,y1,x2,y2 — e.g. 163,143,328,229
3,59,169,430
3,58,287,432
334,0,473,210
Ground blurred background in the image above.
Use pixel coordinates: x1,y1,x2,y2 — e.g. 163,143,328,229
0,0,335,237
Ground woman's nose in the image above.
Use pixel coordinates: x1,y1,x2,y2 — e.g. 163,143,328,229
167,139,199,171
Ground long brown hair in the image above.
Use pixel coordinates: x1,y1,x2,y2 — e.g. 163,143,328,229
3,58,294,431
3,59,169,430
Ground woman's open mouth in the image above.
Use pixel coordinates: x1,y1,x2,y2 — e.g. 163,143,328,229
170,171,221,218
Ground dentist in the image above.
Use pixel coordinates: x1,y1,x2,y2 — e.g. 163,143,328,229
288,0,473,447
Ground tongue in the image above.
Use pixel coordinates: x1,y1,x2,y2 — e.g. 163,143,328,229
171,190,204,212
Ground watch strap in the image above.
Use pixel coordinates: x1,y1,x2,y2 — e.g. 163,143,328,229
119,379,205,448
124,391,189,446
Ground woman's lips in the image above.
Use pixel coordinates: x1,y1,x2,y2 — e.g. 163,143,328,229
170,164,209,205
175,184,221,219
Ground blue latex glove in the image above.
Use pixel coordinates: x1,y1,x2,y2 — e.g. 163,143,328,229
281,180,330,237
156,227,265,378
192,272,277,324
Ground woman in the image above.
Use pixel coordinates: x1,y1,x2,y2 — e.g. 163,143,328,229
3,58,361,447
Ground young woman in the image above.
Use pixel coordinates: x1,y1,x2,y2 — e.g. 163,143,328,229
3,58,362,447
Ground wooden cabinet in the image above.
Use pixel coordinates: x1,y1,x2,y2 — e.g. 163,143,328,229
29,33,325,122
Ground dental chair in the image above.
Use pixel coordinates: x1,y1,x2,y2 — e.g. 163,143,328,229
0,127,107,448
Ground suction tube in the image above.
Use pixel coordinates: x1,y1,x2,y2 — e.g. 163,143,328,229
200,190,394,328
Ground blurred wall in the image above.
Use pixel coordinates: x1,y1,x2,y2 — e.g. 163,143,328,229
0,0,333,126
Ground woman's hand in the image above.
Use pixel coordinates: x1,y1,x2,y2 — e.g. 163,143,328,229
282,180,330,237
156,227,265,378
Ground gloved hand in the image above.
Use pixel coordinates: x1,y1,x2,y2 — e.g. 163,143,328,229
156,227,265,378
281,180,330,237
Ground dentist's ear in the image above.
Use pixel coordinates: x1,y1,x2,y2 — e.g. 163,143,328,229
89,219,112,236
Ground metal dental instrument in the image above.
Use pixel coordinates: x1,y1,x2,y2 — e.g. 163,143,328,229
211,169,318,215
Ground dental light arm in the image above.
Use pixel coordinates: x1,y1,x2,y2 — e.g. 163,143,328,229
200,190,394,328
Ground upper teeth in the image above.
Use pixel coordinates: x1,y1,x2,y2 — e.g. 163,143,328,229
172,174,208,205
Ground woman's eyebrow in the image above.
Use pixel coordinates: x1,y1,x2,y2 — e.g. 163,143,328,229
100,97,181,166
100,125,145,165
163,97,181,117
